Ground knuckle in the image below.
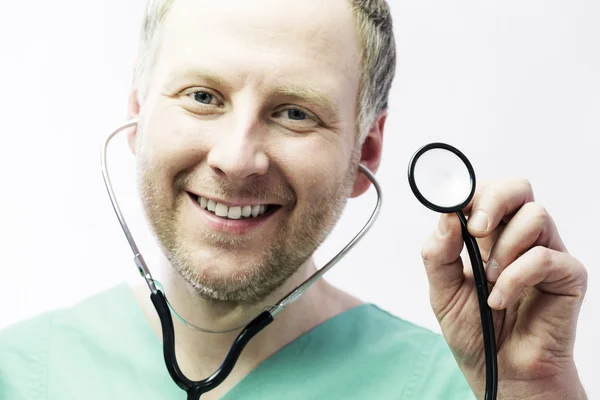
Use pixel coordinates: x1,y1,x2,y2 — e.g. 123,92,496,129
531,245,553,266
572,258,588,296
523,202,550,223
518,178,533,194
579,261,588,282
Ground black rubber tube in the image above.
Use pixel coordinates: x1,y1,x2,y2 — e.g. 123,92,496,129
151,290,274,399
457,211,498,400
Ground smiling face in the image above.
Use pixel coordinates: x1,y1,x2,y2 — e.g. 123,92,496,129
130,0,374,304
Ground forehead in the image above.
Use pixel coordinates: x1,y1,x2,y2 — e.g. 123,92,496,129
153,0,361,96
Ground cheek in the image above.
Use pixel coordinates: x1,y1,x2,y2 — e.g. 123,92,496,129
138,107,212,178
272,135,352,200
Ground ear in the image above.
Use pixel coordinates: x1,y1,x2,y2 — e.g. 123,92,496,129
350,111,386,198
127,82,141,155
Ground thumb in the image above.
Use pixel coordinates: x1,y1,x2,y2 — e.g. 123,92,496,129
420,213,466,316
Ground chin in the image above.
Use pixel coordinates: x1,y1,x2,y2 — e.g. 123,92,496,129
179,271,284,304
166,250,281,304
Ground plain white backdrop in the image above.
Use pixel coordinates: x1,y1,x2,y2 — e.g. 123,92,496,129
1,0,598,397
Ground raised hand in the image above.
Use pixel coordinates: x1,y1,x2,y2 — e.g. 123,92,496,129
420,178,588,399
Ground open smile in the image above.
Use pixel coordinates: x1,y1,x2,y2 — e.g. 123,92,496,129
187,192,283,234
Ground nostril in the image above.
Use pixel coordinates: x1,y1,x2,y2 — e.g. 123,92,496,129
211,166,226,178
207,145,269,181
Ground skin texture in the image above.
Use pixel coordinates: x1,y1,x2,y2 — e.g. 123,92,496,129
132,0,368,305
421,179,588,399
125,0,586,398
127,0,383,397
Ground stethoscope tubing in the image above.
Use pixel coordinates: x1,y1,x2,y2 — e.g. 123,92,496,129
151,289,274,396
101,119,383,399
457,211,498,400
407,142,498,400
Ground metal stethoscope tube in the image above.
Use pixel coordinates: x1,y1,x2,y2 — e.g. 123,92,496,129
101,119,383,399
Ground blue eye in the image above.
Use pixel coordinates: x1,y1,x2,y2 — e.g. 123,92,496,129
271,106,320,131
193,91,214,104
287,109,307,120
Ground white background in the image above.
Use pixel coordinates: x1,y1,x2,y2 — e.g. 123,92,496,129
0,0,598,397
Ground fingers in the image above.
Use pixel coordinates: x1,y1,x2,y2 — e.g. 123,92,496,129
420,213,466,314
466,178,535,238
487,246,587,310
485,202,567,282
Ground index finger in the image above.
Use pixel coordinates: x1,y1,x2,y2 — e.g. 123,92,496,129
420,213,467,315
465,178,535,237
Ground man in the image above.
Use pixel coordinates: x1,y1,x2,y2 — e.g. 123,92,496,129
0,0,588,399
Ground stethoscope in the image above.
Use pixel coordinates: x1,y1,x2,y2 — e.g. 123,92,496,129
101,120,497,400
101,119,382,400
408,142,498,400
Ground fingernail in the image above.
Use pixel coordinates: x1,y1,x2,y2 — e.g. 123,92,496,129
437,215,449,237
488,288,503,309
486,259,500,282
468,210,489,232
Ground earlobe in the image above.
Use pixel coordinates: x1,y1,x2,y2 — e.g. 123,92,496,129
350,111,386,198
127,88,141,154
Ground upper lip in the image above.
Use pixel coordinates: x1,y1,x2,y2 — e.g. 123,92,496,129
186,191,282,207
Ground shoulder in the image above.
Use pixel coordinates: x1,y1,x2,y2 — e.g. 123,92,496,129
0,284,133,348
240,304,476,399
0,308,56,399
0,284,141,399
362,304,476,399
321,302,448,353
349,304,475,398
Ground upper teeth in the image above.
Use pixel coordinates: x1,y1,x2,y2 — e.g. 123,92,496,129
198,196,269,219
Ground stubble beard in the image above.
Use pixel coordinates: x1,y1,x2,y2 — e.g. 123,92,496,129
139,148,361,306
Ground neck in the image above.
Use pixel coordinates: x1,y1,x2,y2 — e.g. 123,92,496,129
131,256,362,398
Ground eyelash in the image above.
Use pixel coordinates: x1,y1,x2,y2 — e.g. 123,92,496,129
182,89,322,126
272,106,319,122
185,90,222,107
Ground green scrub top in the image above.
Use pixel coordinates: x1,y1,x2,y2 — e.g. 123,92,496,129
0,284,475,399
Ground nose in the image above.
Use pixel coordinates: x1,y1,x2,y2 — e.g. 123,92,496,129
206,125,269,182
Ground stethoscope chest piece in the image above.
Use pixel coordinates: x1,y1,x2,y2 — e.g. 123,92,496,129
408,142,476,214
408,142,498,400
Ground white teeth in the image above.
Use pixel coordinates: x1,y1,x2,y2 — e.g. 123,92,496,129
228,206,242,219
242,205,252,217
207,199,216,212
197,196,271,219
215,203,228,217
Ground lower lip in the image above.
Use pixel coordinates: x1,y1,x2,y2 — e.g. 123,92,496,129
188,193,279,235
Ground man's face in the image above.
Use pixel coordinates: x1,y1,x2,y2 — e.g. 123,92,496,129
132,0,364,303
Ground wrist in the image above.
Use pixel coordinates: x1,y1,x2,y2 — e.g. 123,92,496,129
495,374,587,400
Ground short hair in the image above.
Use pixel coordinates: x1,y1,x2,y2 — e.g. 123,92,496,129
135,0,396,142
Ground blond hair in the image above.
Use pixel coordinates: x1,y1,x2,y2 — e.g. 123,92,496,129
135,0,396,142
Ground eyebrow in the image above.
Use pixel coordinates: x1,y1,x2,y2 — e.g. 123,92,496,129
165,67,342,120
164,68,234,93
271,85,341,120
